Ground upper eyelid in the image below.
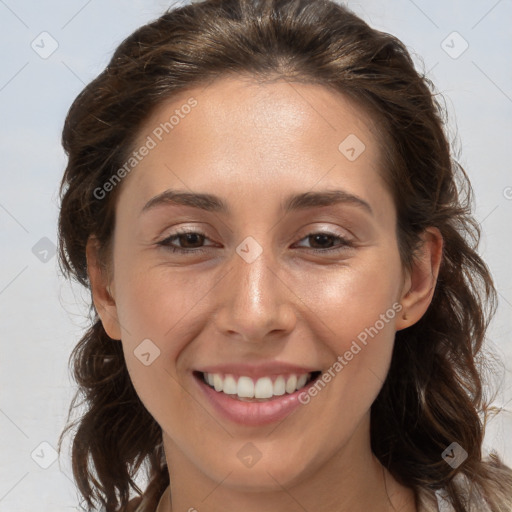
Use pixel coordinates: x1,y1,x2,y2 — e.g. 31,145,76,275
162,229,214,242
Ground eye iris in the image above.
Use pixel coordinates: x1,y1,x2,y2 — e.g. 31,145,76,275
170,233,342,250
310,233,334,249
179,233,204,248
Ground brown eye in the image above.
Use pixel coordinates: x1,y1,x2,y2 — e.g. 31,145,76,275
294,232,353,253
157,230,212,254
174,232,205,248
308,233,336,249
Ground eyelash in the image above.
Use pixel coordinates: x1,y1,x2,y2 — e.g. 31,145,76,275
156,229,354,255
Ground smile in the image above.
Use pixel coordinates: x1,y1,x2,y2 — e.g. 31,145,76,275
201,371,320,401
193,370,322,426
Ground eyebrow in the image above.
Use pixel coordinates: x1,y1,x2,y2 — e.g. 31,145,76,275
140,189,373,216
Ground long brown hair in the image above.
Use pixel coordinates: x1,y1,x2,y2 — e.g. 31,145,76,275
57,0,512,510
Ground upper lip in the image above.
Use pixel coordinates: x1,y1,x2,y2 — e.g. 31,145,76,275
194,362,320,379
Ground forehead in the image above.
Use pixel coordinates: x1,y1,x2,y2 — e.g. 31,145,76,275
118,76,390,217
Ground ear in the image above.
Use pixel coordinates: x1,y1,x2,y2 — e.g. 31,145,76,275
85,235,122,340
395,227,443,330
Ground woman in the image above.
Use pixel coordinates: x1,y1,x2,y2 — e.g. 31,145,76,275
56,0,512,510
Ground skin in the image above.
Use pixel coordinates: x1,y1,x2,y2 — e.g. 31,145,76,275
86,77,443,512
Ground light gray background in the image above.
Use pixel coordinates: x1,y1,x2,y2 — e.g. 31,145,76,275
0,0,511,510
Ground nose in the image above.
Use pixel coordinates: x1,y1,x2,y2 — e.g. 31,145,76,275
212,242,297,344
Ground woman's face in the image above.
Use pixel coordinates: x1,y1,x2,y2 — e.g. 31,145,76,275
88,77,436,494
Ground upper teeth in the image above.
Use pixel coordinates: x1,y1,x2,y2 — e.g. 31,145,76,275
203,373,310,399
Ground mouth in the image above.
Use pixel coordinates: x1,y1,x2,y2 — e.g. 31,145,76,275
193,370,322,402
192,369,323,426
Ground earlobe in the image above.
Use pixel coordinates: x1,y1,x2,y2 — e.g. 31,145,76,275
396,227,443,331
85,236,122,340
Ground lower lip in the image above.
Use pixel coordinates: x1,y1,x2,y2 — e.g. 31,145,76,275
193,373,319,426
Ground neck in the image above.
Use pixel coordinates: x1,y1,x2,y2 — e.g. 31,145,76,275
159,416,417,512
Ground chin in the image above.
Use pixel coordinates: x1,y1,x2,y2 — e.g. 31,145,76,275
201,448,317,492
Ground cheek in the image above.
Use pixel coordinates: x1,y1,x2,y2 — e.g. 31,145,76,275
114,262,206,342
114,264,198,423
115,244,402,355
296,254,402,335
113,263,222,409
294,255,402,398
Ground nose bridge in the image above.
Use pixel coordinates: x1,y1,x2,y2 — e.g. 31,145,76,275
214,235,295,341
234,239,273,307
